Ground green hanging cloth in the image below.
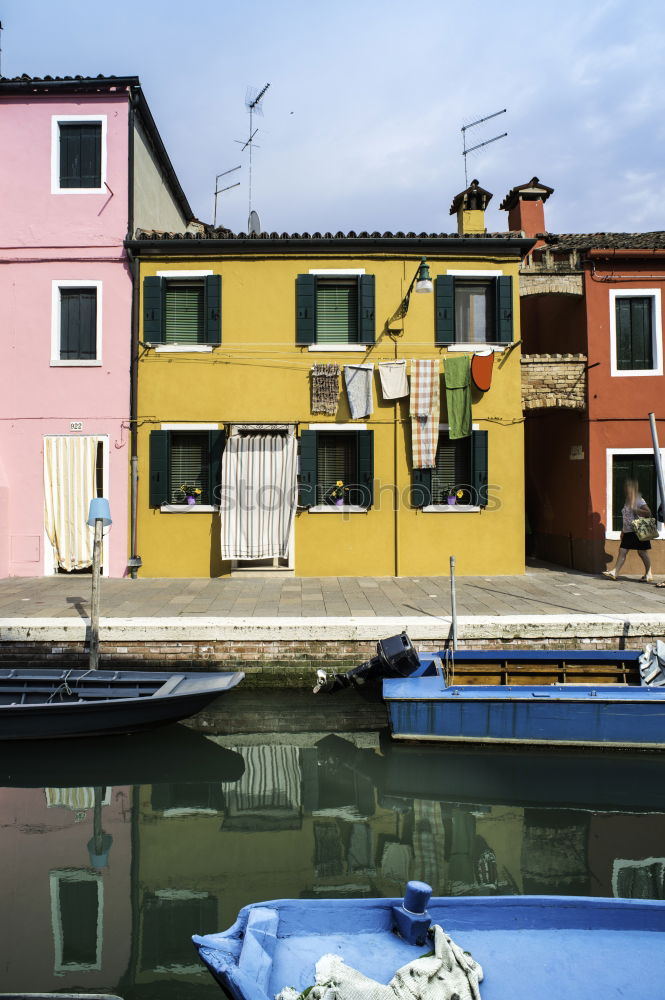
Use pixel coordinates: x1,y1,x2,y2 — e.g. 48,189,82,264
444,354,472,440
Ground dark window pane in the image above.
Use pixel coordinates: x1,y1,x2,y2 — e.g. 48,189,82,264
141,893,216,970
59,878,99,966
616,297,653,371
169,431,210,504
316,433,356,504
165,283,204,343
59,123,102,188
454,281,495,343
612,454,657,531
316,281,358,343
432,433,472,504
60,288,97,360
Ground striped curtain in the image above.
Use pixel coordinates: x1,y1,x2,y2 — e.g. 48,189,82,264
220,433,297,560
44,436,98,571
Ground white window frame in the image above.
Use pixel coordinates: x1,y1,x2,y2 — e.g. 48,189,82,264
50,869,104,972
444,269,504,349
609,288,663,377
605,447,665,540
423,422,482,512
307,424,369,512
51,115,107,195
51,280,102,366
43,434,110,575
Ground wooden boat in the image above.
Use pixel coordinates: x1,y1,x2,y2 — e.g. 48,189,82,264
193,881,665,1000
0,667,244,740
383,649,665,748
0,723,245,785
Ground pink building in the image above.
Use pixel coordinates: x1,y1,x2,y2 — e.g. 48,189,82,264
0,75,194,576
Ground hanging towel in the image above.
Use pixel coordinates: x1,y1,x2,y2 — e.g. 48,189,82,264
410,358,438,417
344,363,374,418
444,354,472,440
378,360,408,400
471,349,494,391
410,360,440,469
220,434,297,560
311,363,340,415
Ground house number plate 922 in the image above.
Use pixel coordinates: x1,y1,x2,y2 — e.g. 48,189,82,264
69,421,83,432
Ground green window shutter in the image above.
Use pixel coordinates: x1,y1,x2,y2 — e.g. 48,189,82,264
633,456,657,521
612,457,631,532
79,123,102,187
205,274,222,345
143,277,164,343
357,430,374,507
435,276,455,345
60,289,96,360
59,123,101,188
149,430,170,508
471,430,489,506
615,298,632,370
496,276,513,344
298,430,317,507
359,275,375,344
296,275,317,344
411,468,432,507
209,429,226,506
616,297,653,370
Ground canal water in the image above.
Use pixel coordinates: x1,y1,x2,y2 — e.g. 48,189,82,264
2,690,665,998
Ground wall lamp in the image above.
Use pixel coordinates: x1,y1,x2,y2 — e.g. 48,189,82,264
401,257,433,317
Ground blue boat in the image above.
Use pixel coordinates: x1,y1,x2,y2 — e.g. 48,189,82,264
193,881,665,1000
383,648,665,748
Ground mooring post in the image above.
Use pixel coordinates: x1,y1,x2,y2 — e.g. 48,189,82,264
86,498,112,671
648,412,665,521
450,555,458,651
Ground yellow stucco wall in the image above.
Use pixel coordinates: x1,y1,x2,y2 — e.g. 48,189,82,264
136,250,524,577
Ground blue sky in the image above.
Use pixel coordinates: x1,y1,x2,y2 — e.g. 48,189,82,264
2,0,664,235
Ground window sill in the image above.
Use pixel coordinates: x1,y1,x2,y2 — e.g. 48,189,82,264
153,345,215,353
160,504,217,513
309,505,368,513
422,504,481,513
53,186,106,195
50,359,102,367
306,344,368,352
445,344,506,353
611,369,662,377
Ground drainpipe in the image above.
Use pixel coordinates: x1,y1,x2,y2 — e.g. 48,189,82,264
127,243,141,579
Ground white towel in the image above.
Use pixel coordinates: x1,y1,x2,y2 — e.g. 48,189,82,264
344,364,374,418
378,360,408,400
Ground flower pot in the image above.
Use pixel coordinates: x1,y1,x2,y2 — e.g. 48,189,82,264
447,497,456,505
335,498,344,506
186,496,196,506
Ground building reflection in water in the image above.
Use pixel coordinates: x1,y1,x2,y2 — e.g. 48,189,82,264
2,728,665,998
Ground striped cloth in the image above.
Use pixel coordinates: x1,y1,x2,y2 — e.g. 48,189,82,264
220,433,297,560
43,435,98,571
311,363,341,415
410,360,440,469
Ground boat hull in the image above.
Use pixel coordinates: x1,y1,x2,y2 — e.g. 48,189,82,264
193,894,665,1000
0,668,244,740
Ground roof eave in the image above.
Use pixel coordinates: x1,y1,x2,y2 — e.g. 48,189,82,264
126,235,537,257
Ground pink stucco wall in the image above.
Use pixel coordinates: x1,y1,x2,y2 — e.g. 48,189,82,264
0,94,131,576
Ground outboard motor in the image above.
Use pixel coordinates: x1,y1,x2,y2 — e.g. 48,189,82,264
313,632,420,694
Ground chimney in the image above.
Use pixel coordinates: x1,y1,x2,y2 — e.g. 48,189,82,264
449,179,492,235
499,177,554,238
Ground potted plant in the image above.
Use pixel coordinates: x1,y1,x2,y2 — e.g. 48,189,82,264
180,483,202,506
328,481,348,506
447,488,464,506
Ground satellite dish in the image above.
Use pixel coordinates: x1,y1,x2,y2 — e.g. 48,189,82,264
248,210,261,235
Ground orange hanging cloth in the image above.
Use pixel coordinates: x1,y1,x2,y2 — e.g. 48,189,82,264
470,350,494,392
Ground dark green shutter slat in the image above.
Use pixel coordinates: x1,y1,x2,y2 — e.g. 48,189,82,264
359,274,375,344
435,276,455,345
357,430,374,507
143,277,164,343
612,458,631,532
298,430,317,507
296,275,317,344
616,299,632,370
78,291,96,359
80,124,101,187
149,431,170,508
411,468,432,507
471,430,489,506
496,276,513,344
205,274,222,344
209,429,226,506
630,297,652,370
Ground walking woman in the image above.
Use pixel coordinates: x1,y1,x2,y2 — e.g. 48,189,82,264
603,479,653,582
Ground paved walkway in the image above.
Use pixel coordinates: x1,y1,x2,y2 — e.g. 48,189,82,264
0,561,663,619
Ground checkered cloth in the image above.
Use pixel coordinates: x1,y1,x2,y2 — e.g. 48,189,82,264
410,359,440,468
311,363,340,415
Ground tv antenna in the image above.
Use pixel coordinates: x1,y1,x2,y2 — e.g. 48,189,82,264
461,108,507,186
213,166,241,228
235,82,270,231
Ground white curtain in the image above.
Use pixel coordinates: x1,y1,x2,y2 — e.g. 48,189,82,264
44,436,98,571
220,433,297,560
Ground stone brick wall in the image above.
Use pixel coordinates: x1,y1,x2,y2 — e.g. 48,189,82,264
519,272,584,296
521,353,587,410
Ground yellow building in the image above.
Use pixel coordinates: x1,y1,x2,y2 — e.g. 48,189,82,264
128,182,534,578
